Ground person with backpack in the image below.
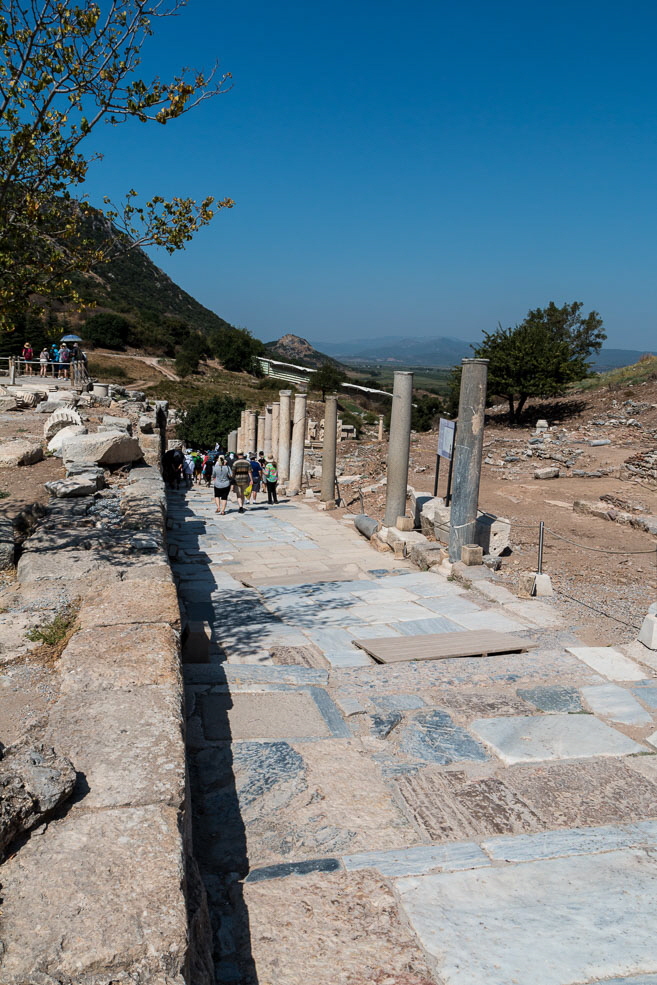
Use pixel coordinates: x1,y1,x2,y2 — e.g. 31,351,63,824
212,455,233,514
58,342,70,378
202,454,213,486
21,342,33,375
231,452,252,514
264,455,279,504
49,343,59,377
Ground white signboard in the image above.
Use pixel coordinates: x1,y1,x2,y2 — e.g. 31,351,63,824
438,419,455,460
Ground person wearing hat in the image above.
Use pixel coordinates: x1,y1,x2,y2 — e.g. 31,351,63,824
21,342,33,375
264,455,278,504
39,346,49,377
231,452,252,514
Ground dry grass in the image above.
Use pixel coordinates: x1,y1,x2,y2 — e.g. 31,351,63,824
25,600,80,665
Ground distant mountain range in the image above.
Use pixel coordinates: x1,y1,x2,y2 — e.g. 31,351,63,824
316,335,654,372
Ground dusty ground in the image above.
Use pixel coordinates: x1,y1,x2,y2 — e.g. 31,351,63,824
321,381,657,646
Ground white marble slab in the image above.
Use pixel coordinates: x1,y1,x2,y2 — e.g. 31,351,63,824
567,646,646,681
448,610,526,633
470,714,645,764
582,683,653,725
483,820,657,862
395,848,657,985
343,841,490,877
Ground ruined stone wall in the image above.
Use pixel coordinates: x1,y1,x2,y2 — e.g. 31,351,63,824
0,464,212,984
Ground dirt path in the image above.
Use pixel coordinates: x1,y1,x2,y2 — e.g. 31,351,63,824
96,351,180,381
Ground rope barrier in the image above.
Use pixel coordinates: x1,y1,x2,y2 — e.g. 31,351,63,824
553,588,642,631
543,526,657,556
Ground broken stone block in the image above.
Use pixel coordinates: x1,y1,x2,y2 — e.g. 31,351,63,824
45,476,97,498
409,541,445,570
0,438,43,466
534,573,554,597
47,424,88,456
101,415,132,433
0,740,76,856
62,430,143,466
534,466,560,479
44,406,83,440
0,396,18,411
396,515,415,531
638,614,657,651
461,544,483,566
518,571,536,598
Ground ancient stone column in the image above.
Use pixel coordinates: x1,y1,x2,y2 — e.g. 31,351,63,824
264,405,273,456
320,394,338,504
227,430,237,453
383,371,414,528
246,410,257,454
287,392,307,495
448,358,489,562
278,390,292,481
236,426,243,451
378,414,385,441
271,402,280,461
237,409,247,453
257,413,266,454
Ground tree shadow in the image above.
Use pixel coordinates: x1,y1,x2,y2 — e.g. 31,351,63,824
485,398,589,427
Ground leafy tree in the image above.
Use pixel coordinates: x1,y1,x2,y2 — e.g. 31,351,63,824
83,312,133,349
178,395,245,449
383,393,444,433
0,0,234,325
473,301,606,423
210,325,264,373
174,331,207,377
313,360,347,400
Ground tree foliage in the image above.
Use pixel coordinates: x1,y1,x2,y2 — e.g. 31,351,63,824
209,324,264,373
83,311,133,349
178,395,245,449
473,301,606,423
0,0,233,324
313,360,346,400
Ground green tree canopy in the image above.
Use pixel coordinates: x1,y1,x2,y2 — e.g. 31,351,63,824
313,360,346,400
0,0,233,324
473,301,606,423
210,325,264,373
84,312,133,350
178,395,245,449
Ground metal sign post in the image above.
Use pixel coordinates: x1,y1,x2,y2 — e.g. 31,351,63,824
433,419,456,499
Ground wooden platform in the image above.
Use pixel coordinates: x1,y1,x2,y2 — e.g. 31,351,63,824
351,630,534,664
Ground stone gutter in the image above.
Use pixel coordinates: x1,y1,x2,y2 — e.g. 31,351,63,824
0,463,212,984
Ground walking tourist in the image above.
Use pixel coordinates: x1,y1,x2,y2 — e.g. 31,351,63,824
49,343,59,377
39,347,49,377
21,342,33,375
212,455,232,514
249,452,262,503
264,455,278,504
231,452,252,514
183,453,195,488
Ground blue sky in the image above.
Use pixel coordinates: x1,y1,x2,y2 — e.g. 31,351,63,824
83,1,657,350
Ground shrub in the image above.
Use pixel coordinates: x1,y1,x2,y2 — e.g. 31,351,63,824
178,395,245,448
83,312,134,350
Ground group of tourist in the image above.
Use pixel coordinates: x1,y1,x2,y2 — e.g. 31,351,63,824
164,446,279,514
20,341,88,378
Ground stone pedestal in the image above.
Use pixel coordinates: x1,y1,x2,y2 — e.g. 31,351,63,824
271,402,280,462
320,394,338,504
638,614,657,650
264,405,273,457
448,358,489,562
383,372,413,528
278,391,292,481
287,392,307,495
256,414,265,454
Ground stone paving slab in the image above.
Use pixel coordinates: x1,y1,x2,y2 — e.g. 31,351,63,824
243,870,435,985
344,840,490,877
482,819,657,862
395,848,657,985
567,645,646,681
582,683,654,725
471,713,646,764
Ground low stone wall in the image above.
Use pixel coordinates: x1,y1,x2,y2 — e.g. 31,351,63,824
0,465,212,984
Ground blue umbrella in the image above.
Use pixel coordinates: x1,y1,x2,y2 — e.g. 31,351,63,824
60,334,82,342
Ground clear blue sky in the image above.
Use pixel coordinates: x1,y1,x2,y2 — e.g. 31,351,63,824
83,0,657,350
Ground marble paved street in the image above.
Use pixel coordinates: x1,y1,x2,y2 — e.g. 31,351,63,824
169,485,657,985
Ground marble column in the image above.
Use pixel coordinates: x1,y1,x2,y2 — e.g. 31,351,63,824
383,371,414,528
271,402,280,461
448,358,489,562
256,413,266,454
278,390,292,482
378,414,385,441
320,394,338,504
227,430,237,453
246,410,257,454
287,392,307,495
264,405,273,456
